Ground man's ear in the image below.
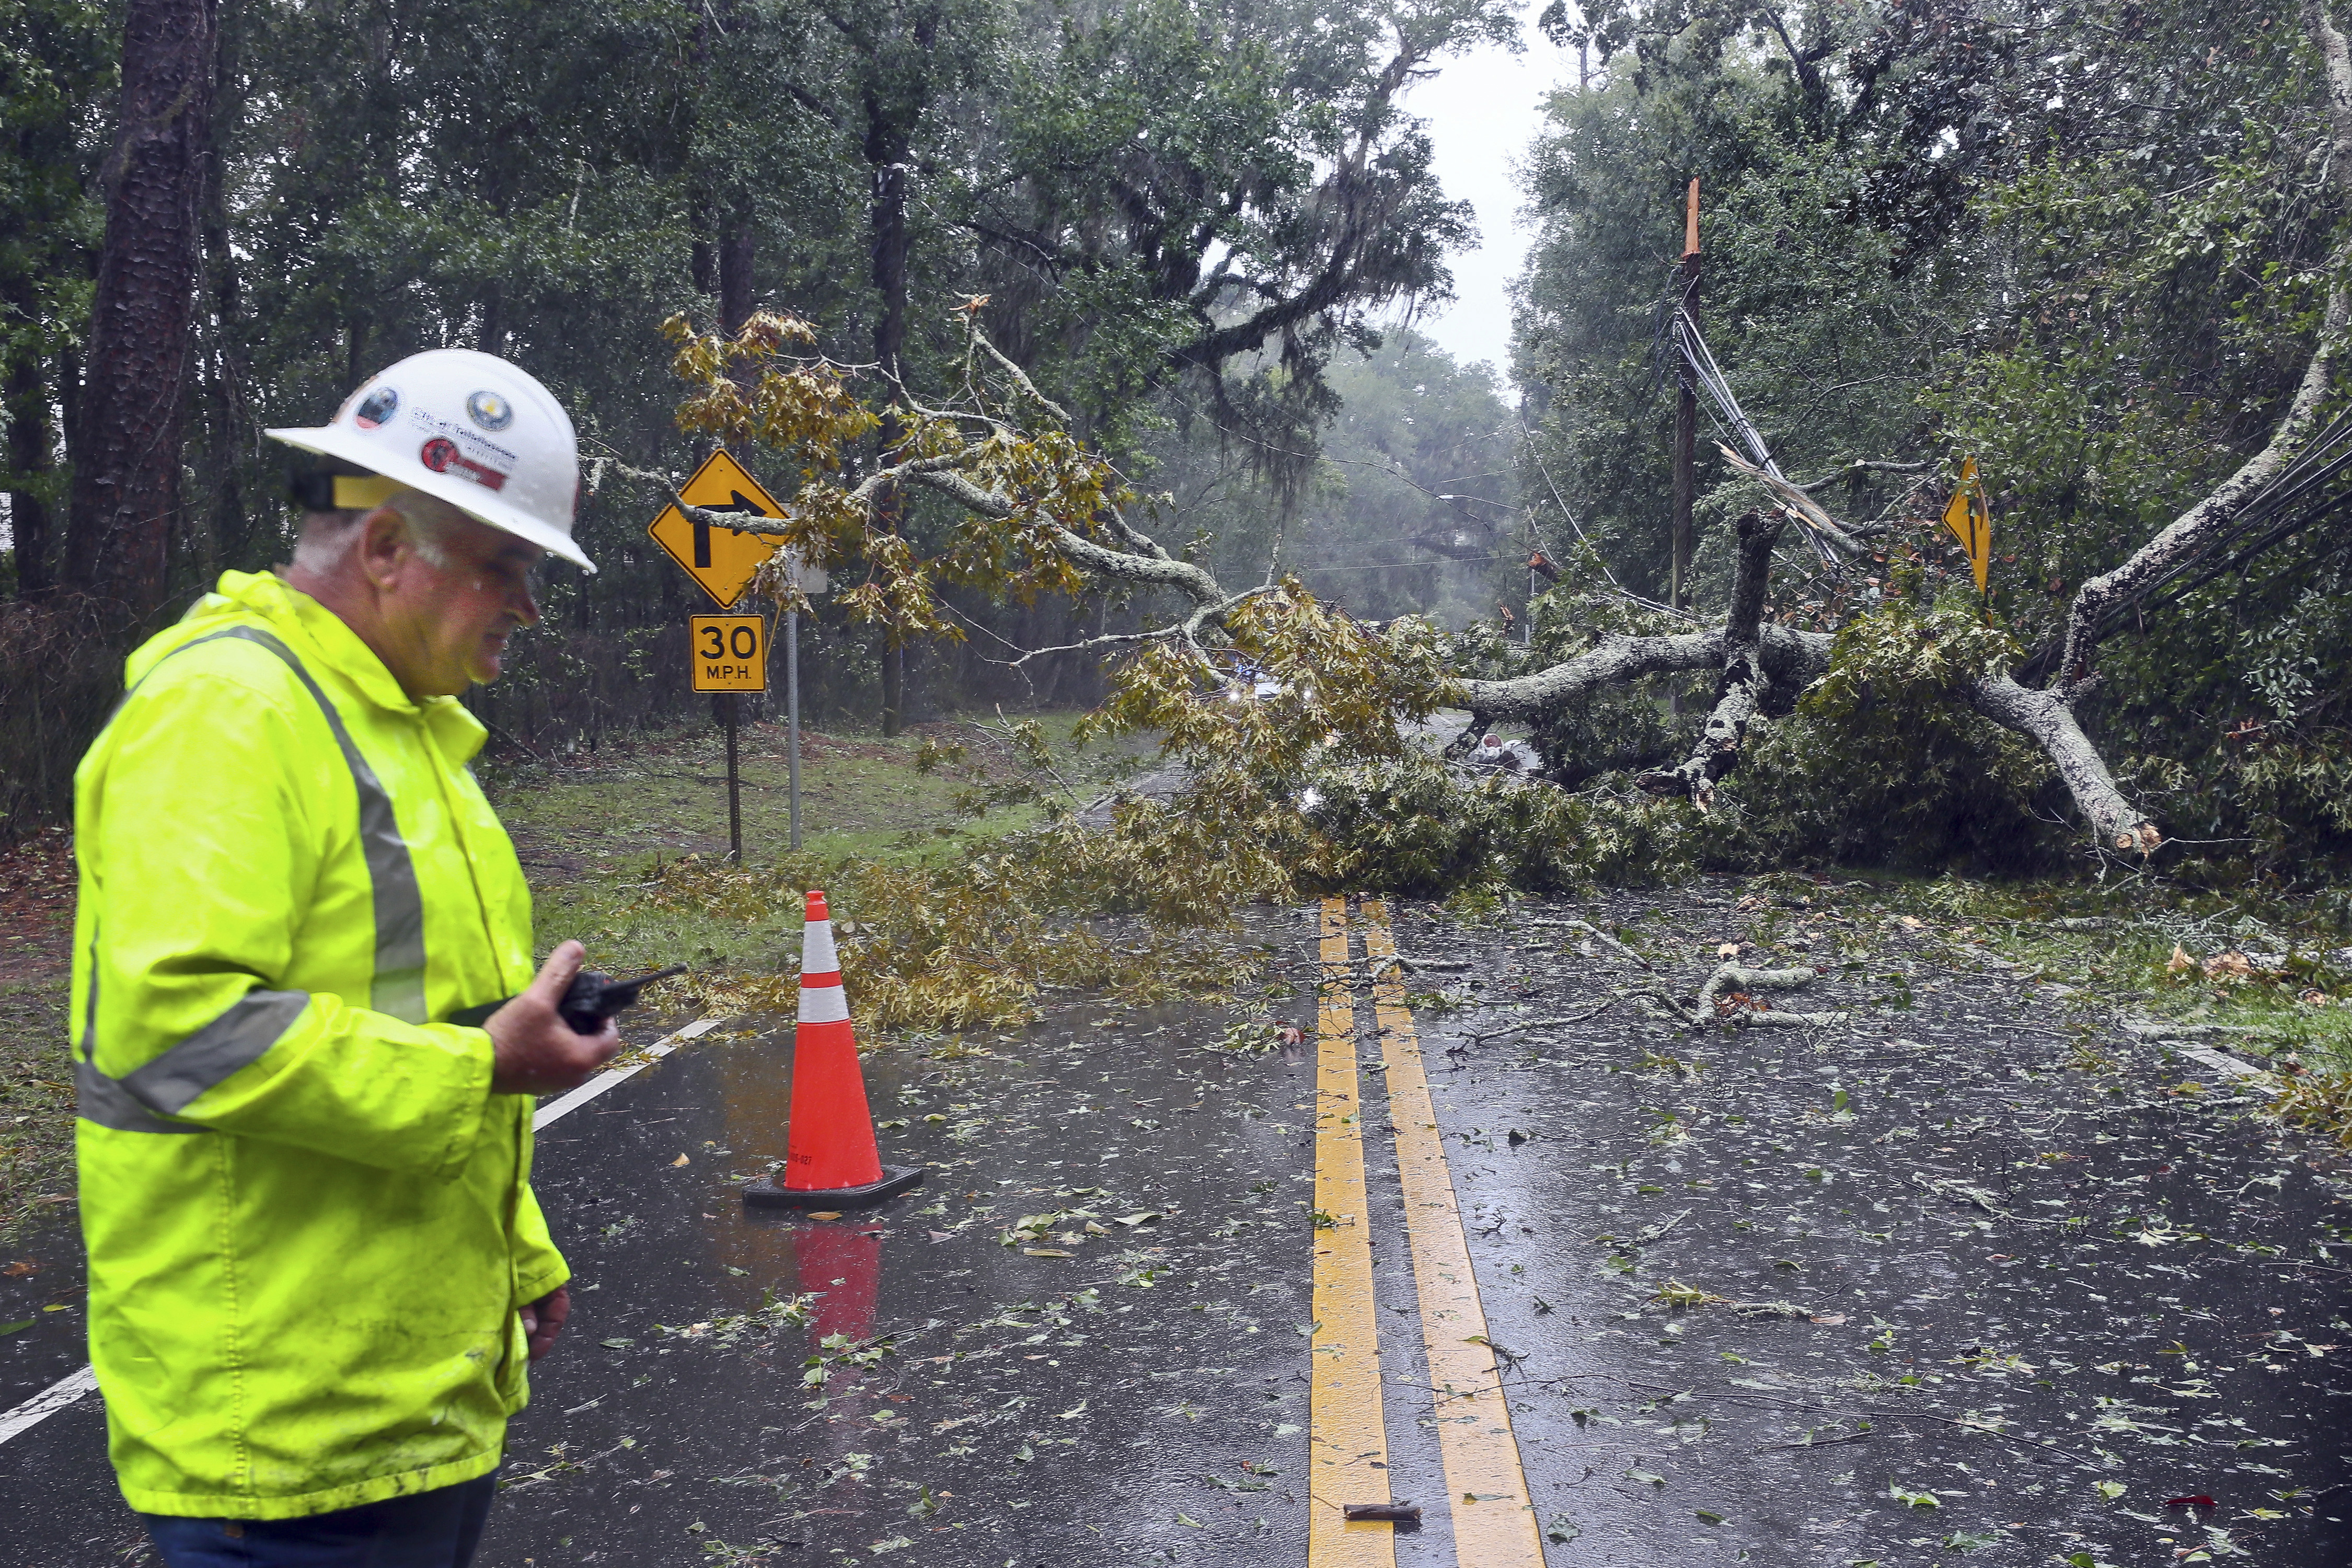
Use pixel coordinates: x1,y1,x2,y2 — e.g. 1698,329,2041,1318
354,505,412,590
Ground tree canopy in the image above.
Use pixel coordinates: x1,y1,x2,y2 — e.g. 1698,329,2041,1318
6,0,2351,894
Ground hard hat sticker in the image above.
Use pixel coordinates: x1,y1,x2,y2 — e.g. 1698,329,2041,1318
352,386,400,430
420,436,511,492
466,390,514,431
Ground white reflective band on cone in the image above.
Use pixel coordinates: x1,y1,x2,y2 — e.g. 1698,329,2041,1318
798,981,850,1025
801,918,839,974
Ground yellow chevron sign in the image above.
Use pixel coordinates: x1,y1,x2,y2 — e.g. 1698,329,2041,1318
1942,455,1993,594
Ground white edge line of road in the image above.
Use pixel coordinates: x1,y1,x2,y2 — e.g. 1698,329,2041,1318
0,1364,97,1446
0,1016,724,1449
2177,1043,2266,1080
532,1016,721,1129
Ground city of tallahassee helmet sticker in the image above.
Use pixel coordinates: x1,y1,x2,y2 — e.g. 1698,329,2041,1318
411,402,520,493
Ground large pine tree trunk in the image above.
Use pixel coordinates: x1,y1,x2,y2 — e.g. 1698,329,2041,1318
193,0,246,578
64,0,216,625
720,215,756,336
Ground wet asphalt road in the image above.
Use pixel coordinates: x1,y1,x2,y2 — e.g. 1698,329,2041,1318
4,883,2349,1566
1369,887,2352,1566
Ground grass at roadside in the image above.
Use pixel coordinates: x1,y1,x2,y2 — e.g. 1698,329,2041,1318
484,714,1098,869
1714,869,2352,1132
1,828,78,1238
485,711,1160,983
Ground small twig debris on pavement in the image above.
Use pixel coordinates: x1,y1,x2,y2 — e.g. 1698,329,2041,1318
1341,1501,1423,1522
1463,999,1618,1044
1526,917,1653,969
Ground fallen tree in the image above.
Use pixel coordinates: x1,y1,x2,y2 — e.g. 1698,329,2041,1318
620,0,2352,868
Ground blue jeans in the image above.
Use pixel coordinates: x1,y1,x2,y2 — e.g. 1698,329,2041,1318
142,1472,498,1568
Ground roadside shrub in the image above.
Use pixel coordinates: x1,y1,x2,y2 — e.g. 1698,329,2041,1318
1305,757,1691,896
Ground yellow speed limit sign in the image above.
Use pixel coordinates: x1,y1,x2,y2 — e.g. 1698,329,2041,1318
689,615,767,693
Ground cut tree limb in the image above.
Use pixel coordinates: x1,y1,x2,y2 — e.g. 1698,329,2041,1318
1647,963,1847,1030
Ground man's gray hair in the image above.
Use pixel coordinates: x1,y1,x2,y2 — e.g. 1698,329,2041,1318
292,490,457,574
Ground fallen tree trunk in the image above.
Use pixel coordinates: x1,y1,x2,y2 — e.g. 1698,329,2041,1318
1639,510,1785,808
1455,620,1830,725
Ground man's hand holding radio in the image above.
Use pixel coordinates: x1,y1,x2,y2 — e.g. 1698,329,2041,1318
488,940,622,1095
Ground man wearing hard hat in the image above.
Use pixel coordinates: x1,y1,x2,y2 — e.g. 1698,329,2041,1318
72,350,618,1566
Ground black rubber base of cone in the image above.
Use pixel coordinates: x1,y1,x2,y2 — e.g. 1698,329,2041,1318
740,1165,925,1210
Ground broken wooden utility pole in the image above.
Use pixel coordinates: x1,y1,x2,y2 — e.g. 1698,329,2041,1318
1668,178,1700,717
1670,177,1699,616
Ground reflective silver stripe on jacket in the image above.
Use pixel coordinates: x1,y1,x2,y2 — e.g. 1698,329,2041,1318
77,990,312,1135
78,624,430,1131
76,921,204,1135
204,627,429,1023
122,989,313,1111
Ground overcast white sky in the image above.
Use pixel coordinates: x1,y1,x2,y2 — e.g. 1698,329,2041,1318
1397,27,1575,384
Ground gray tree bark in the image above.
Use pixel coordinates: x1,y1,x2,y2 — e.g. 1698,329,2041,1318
65,0,217,625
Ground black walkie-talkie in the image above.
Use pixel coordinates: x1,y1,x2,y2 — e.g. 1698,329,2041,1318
556,966,688,1033
447,966,686,1034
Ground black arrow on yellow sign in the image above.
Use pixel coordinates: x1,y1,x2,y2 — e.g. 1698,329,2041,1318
647,448,790,608
694,490,768,569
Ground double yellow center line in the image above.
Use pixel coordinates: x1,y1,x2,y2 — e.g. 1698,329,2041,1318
1308,900,1393,1564
1308,897,1546,1565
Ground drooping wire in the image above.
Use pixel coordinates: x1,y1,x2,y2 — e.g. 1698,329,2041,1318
1652,272,1848,572
2011,407,2352,683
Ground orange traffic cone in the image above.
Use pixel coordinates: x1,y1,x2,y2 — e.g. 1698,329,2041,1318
742,890,924,1209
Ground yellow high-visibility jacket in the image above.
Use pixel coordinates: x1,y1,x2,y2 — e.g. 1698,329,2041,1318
72,569,566,1519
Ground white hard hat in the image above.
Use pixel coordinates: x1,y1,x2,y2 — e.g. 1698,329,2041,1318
267,348,594,571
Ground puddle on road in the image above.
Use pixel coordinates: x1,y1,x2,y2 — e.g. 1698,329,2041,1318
489,924,1325,1566
1379,884,2352,1567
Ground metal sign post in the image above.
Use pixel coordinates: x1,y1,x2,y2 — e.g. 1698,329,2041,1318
690,614,767,863
724,695,742,862
787,607,802,851
780,550,825,852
